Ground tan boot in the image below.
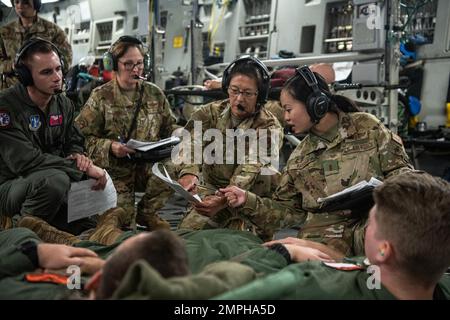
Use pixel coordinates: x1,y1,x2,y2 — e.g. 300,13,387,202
88,207,128,245
17,215,80,245
136,212,171,231
0,215,13,230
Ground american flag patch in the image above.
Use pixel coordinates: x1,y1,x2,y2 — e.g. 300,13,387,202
49,114,63,127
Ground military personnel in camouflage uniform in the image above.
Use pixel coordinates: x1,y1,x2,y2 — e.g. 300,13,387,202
0,0,72,90
177,56,283,240
0,39,105,235
75,37,178,230
221,66,413,256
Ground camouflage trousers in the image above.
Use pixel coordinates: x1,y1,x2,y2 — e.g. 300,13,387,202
298,212,367,256
110,158,179,228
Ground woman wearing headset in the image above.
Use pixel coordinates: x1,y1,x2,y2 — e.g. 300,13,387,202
220,66,413,256
75,36,178,231
176,55,283,239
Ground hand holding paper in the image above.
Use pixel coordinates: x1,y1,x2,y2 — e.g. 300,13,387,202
152,163,202,203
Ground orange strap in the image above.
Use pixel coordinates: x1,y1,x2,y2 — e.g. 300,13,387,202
25,273,68,285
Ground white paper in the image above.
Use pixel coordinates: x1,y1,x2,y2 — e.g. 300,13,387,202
126,136,180,152
152,163,202,203
67,171,117,223
317,177,382,204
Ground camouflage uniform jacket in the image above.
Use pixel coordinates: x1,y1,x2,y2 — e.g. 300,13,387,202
0,84,85,186
240,112,413,233
179,99,283,191
0,16,72,88
75,79,178,176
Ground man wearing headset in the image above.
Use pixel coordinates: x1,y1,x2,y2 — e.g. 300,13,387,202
0,38,105,235
0,0,72,90
176,55,283,240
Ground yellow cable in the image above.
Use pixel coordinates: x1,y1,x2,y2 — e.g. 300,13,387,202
210,0,229,55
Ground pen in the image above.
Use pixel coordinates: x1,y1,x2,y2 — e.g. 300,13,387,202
118,135,131,159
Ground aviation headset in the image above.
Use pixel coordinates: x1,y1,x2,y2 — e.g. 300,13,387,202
14,37,64,87
295,65,330,123
103,36,150,72
11,0,41,12
221,55,270,104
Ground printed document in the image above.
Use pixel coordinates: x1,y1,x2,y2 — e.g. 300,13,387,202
152,162,202,203
126,136,180,152
67,171,117,223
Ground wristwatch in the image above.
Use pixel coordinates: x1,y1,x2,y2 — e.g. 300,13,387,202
18,240,39,268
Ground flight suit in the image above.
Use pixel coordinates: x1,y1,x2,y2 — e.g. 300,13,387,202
215,258,450,300
0,84,88,234
76,79,179,229
239,112,413,255
0,16,72,90
177,99,283,239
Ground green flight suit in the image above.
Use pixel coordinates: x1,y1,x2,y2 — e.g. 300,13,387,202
239,112,413,256
0,228,287,299
0,84,88,233
0,16,72,90
215,259,450,300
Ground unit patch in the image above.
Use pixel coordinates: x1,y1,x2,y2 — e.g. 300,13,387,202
29,115,41,131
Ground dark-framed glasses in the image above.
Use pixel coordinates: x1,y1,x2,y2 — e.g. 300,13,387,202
119,60,144,71
227,86,258,99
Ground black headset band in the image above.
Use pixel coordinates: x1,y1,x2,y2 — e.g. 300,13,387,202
295,66,322,96
15,37,60,65
222,55,270,103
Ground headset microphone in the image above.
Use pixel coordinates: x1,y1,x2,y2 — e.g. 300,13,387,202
237,104,246,112
133,75,147,81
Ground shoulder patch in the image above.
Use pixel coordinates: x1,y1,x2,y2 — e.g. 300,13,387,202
0,110,11,128
323,262,364,271
28,115,42,131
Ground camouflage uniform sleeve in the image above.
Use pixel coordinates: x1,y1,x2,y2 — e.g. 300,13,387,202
376,123,413,178
178,105,212,178
75,93,112,168
239,167,307,234
229,125,283,190
0,33,13,76
157,91,178,138
52,25,72,71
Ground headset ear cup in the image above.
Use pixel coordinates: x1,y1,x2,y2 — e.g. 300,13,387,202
103,52,114,72
15,64,33,87
308,94,329,122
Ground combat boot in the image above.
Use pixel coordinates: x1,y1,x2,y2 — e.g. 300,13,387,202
136,212,171,231
0,215,13,230
88,207,128,245
17,215,80,245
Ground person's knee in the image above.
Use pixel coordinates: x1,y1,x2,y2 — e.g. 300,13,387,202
32,170,71,201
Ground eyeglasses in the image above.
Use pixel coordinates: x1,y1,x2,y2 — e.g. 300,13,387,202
118,60,144,71
227,86,258,99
